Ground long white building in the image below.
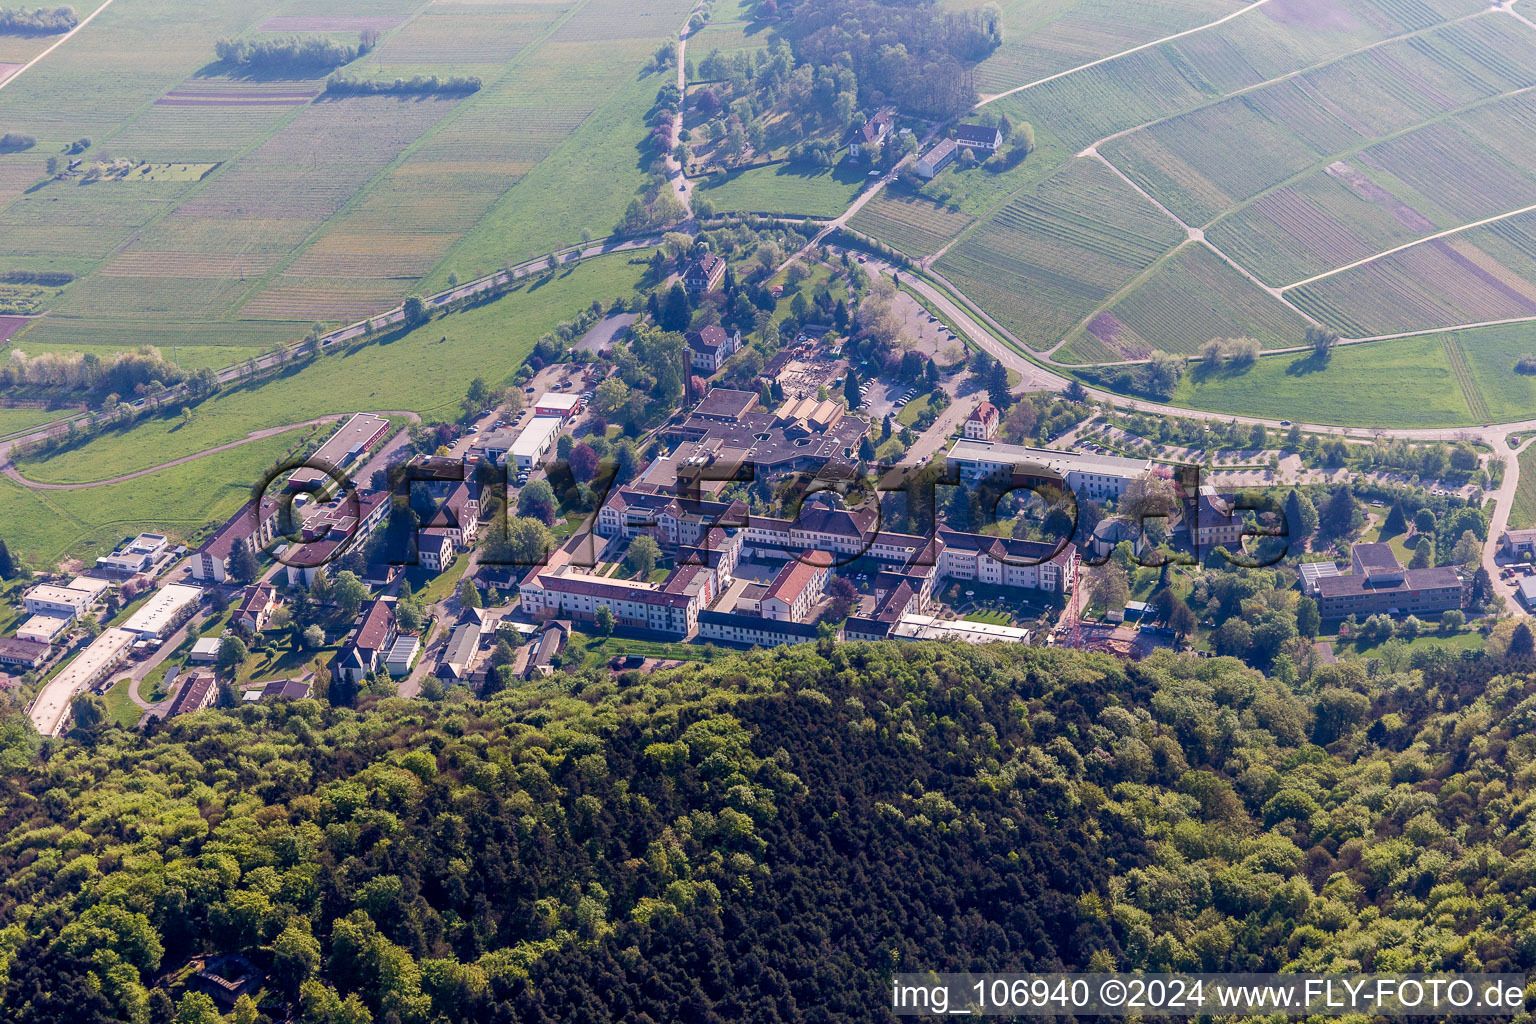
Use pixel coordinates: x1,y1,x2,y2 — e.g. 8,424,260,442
946,439,1153,502
28,627,135,736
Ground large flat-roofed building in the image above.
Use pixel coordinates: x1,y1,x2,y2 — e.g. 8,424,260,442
16,614,70,645
947,439,1153,501
534,392,582,420
95,533,168,575
891,614,1032,644
24,582,101,620
0,636,49,669
289,413,390,490
509,416,563,471
122,584,203,640
28,627,135,736
1315,543,1463,620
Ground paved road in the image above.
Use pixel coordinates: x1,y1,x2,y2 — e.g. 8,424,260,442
668,8,699,214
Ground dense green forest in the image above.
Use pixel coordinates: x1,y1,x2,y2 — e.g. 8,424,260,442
1,640,1535,1022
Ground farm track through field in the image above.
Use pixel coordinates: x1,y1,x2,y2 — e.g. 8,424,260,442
1441,335,1491,422
977,0,1278,106
222,0,590,315
0,0,121,94
1,411,420,490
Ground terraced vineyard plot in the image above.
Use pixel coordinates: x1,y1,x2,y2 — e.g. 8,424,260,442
0,185,185,272
551,0,693,42
1289,225,1536,336
0,154,46,207
1089,243,1312,355
132,216,317,255
10,317,301,357
0,0,288,138
848,193,974,257
1363,110,1536,226
1101,16,1536,228
1103,96,1322,225
973,0,1244,95
1005,0,1488,154
1206,163,1445,283
421,40,692,281
15,254,650,484
240,279,409,321
361,3,552,71
935,159,1183,350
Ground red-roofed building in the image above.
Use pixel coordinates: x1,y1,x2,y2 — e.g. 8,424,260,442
234,584,278,634
683,252,726,294
334,598,397,684
192,497,283,583
761,560,829,623
965,401,1000,440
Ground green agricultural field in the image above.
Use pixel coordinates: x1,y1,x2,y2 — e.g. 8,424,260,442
0,0,689,361
1065,243,1313,359
1508,445,1536,531
687,20,772,58
13,252,651,484
1144,335,1476,428
418,53,679,287
0,432,299,567
0,406,70,438
694,161,868,218
934,158,1183,352
1445,322,1536,423
849,192,974,257
970,0,1244,96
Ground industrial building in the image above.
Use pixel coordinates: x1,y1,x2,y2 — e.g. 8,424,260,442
121,584,203,640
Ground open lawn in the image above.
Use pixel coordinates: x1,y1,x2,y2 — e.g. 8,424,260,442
568,631,721,666
1151,335,1478,428
14,253,651,484
100,676,143,729
695,161,868,218
0,430,305,568
0,406,71,438
1508,445,1536,531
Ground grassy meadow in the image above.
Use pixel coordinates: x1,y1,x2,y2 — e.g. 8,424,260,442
1147,335,1478,428
13,252,651,484
0,432,298,567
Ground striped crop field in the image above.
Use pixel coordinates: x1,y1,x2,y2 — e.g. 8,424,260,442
1101,14,1536,228
1074,243,1312,357
847,193,974,257
934,158,1184,350
972,0,1244,96
1288,211,1536,336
